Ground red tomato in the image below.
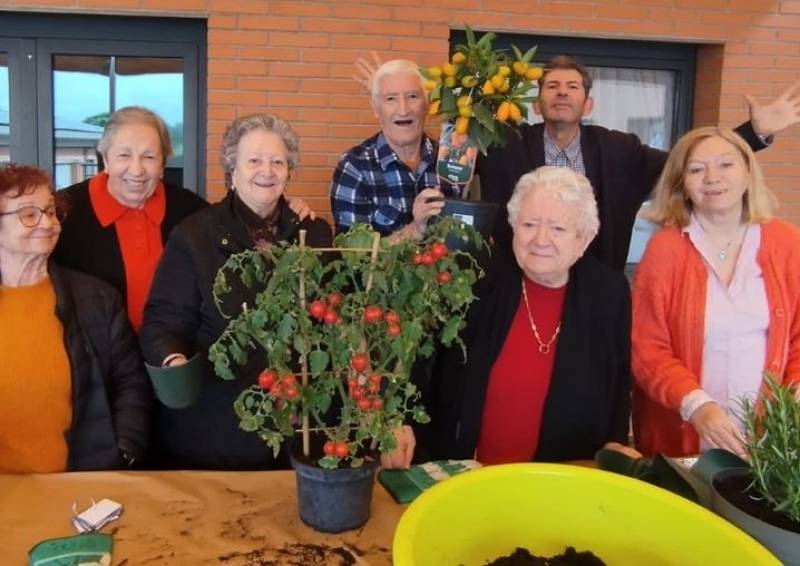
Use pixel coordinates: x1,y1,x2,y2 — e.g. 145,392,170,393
384,310,400,325
352,386,366,400
371,398,384,410
284,386,298,400
430,241,449,260
323,310,339,325
387,323,401,337
436,271,452,284
281,374,297,387
347,377,358,391
357,398,371,411
350,353,369,373
326,292,343,309
368,382,380,394
412,253,424,266
368,373,382,385
269,383,282,398
308,300,327,321
363,305,383,324
257,369,277,390
323,441,336,456
420,253,435,266
334,442,349,458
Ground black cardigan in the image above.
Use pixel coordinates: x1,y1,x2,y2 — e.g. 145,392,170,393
417,249,631,463
477,121,766,271
49,263,151,469
53,178,208,298
139,193,333,470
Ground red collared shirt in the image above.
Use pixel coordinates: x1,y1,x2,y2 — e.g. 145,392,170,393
88,172,166,331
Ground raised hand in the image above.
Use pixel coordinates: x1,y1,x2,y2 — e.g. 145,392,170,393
747,78,800,138
353,51,384,92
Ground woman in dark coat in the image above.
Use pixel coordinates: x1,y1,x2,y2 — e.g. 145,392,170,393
0,164,150,472
417,166,631,464
140,114,332,470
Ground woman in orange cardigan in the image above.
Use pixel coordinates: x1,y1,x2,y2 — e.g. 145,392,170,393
631,126,800,457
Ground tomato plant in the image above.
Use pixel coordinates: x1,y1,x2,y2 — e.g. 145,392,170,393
209,218,485,469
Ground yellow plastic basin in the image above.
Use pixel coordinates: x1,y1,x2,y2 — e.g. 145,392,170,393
393,463,778,566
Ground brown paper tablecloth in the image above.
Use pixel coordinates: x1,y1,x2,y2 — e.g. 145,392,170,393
0,470,403,565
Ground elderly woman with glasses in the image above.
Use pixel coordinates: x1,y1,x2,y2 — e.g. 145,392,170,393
410,166,632,465
140,114,332,470
0,164,150,472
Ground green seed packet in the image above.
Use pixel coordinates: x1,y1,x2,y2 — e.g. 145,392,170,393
378,459,481,504
28,533,112,566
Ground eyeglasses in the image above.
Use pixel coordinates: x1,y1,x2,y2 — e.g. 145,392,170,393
0,205,60,228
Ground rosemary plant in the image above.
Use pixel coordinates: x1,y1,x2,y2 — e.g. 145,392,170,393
740,375,800,524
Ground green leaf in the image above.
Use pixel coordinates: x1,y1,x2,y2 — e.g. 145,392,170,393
309,349,330,376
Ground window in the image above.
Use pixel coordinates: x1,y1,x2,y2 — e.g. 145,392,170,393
451,31,697,264
0,13,206,195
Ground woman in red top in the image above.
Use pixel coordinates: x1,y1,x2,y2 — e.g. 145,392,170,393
412,166,632,464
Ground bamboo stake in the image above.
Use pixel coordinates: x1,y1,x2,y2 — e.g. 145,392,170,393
297,229,311,458
364,232,382,293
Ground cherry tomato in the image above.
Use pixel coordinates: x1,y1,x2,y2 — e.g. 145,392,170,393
350,353,369,373
323,310,339,325
269,383,282,398
284,386,299,400
368,382,380,394
308,300,327,321
420,252,435,266
323,441,336,456
357,398,371,411
347,377,358,391
281,374,296,387
257,369,277,390
384,310,400,325
326,292,343,309
363,305,383,324
412,253,424,266
430,241,449,260
352,386,366,400
334,442,349,458
387,323,401,337
368,373,382,385
371,398,384,410
436,271,452,284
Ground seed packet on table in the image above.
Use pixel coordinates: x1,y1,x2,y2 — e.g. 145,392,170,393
28,533,113,566
378,459,481,504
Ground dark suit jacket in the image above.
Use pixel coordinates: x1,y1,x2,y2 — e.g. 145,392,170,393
417,249,632,463
476,122,765,271
53,178,208,298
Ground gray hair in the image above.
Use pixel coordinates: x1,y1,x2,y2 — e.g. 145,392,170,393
371,59,426,101
97,106,173,166
220,114,299,190
507,166,600,239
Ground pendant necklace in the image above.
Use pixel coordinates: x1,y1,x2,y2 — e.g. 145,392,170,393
521,278,561,355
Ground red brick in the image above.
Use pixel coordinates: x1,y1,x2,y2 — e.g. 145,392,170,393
301,79,363,95
238,77,300,92
270,1,331,16
391,37,447,53
332,35,392,50
208,75,236,90
238,47,300,62
270,62,331,78
238,15,300,31
333,4,392,19
208,45,237,59
270,93,329,107
208,0,269,13
270,32,330,48
208,60,268,76
209,90,269,106
141,0,204,9
782,1,800,14
301,19,364,34
208,29,269,46
208,14,237,29
675,0,728,8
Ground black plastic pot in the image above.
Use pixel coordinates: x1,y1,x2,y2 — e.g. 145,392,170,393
291,454,378,533
711,468,800,566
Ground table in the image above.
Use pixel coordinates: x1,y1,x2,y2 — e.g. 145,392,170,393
0,470,404,565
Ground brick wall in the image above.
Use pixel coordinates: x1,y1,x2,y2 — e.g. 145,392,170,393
4,0,800,225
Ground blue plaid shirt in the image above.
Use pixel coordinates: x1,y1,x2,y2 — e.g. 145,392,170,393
330,132,457,235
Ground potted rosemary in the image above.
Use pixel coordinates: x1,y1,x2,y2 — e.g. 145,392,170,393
208,219,483,532
709,376,800,564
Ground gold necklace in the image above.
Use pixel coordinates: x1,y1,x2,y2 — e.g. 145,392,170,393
521,278,561,355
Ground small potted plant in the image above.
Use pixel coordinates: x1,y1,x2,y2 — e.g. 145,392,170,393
422,25,541,188
208,219,484,533
710,376,800,564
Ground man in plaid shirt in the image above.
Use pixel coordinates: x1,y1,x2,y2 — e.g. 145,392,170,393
330,59,459,242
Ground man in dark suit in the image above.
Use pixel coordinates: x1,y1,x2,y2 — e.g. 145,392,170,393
477,55,800,271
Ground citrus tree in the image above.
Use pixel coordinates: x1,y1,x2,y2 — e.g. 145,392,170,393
209,219,485,469
422,25,541,154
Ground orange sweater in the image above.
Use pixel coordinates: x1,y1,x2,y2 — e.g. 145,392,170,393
0,278,72,472
631,219,800,456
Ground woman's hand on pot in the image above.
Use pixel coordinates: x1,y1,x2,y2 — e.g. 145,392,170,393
380,425,415,469
690,402,747,456
286,196,316,221
603,442,643,459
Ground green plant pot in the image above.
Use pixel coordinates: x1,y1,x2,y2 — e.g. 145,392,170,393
145,353,203,409
711,468,800,566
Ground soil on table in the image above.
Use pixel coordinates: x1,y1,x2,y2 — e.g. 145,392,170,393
715,474,800,534
484,546,606,566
